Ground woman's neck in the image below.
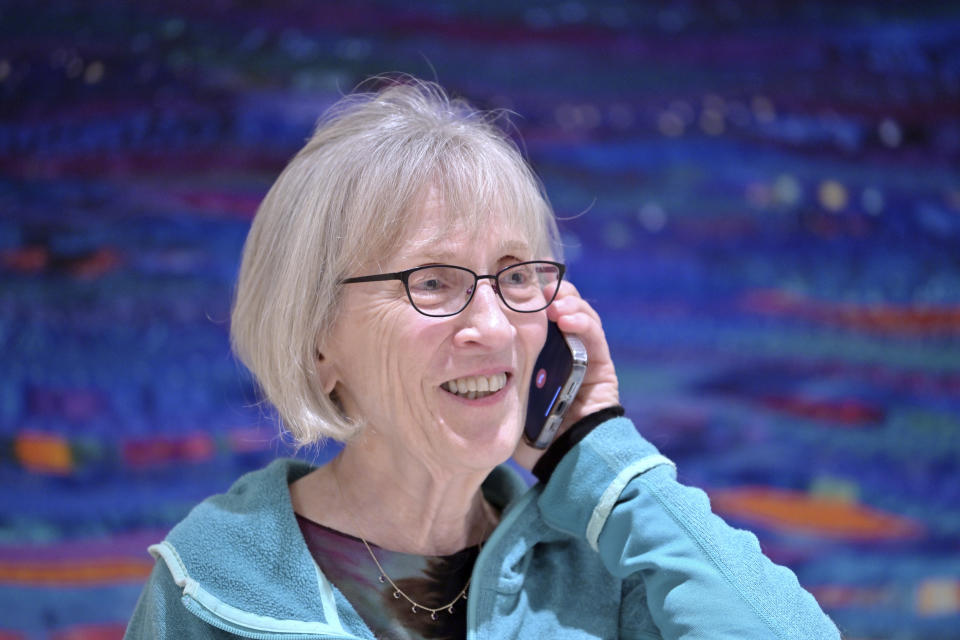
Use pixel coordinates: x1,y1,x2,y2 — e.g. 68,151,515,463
291,435,498,555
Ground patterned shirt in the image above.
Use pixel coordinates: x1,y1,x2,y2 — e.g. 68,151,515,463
296,514,479,640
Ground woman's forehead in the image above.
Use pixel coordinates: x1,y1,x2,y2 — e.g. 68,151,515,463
391,192,536,261
393,219,532,262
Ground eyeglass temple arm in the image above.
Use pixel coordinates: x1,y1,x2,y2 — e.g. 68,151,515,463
339,272,404,285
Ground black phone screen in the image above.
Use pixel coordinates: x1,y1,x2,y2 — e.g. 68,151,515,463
524,322,575,444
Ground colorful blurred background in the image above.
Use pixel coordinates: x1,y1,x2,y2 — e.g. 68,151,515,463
2,1,959,638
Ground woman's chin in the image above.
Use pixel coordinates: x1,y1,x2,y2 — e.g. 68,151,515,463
439,413,525,470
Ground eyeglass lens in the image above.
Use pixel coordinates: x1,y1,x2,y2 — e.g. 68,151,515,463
406,262,561,316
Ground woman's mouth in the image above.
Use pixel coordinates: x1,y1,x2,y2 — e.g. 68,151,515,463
441,372,509,400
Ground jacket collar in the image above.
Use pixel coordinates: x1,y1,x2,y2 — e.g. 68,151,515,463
154,458,531,636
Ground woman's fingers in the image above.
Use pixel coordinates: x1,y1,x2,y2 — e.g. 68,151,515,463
545,282,620,424
551,281,601,322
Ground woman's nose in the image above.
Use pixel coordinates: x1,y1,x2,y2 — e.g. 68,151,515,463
457,280,513,346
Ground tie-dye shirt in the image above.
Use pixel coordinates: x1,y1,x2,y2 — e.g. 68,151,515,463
296,514,479,640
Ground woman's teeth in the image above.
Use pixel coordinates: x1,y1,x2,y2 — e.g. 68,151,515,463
442,373,508,399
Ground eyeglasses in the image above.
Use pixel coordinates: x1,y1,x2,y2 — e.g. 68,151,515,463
339,260,565,318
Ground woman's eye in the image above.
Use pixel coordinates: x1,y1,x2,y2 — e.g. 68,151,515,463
410,274,450,292
419,278,443,290
501,264,534,286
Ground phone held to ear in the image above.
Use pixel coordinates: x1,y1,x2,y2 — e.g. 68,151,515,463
524,321,588,449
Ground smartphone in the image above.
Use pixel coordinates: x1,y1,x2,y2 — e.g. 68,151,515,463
524,321,588,449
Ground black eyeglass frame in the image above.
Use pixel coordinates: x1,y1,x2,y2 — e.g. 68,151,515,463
339,260,566,318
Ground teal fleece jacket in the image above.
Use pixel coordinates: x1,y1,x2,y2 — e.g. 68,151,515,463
125,417,840,638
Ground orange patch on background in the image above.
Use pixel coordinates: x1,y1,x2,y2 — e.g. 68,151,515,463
0,558,152,586
14,432,73,475
710,487,924,540
916,578,960,616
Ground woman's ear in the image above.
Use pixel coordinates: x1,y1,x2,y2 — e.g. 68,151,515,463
314,347,339,395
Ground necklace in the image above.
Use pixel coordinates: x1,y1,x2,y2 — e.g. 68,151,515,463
360,536,479,620
329,461,491,620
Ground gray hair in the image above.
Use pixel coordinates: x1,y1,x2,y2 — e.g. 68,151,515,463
230,78,561,444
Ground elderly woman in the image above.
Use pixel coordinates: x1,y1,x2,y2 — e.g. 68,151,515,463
126,80,839,639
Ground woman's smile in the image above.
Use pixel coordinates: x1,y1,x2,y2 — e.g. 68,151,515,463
440,371,512,402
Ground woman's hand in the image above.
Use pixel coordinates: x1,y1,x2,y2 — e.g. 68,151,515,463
513,281,620,471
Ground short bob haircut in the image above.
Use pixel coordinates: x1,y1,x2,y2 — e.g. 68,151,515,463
231,78,561,445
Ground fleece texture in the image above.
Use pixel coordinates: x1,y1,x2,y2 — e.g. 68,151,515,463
126,416,840,639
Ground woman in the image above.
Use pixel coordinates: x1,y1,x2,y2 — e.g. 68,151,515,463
126,79,839,639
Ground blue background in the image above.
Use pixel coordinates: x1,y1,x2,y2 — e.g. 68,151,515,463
1,1,959,638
